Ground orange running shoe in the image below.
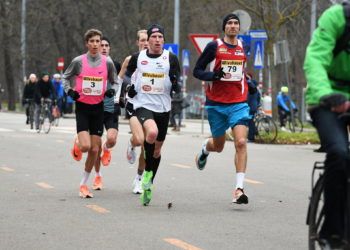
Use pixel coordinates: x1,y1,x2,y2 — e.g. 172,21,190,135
71,137,82,161
92,176,103,190
79,185,93,198
101,149,111,166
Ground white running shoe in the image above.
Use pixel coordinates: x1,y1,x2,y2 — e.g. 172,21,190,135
126,140,136,164
133,176,143,194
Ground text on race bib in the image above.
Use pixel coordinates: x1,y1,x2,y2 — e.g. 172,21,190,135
82,76,103,96
141,72,165,94
221,60,243,81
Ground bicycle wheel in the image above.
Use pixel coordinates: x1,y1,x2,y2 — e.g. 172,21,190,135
255,116,278,143
307,174,324,250
288,116,303,133
41,111,51,134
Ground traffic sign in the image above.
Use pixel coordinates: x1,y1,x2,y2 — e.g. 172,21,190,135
163,44,179,57
249,30,268,40
189,34,218,54
237,35,251,57
253,41,264,69
182,49,190,68
57,57,64,71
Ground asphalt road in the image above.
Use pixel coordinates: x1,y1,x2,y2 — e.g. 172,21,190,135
0,112,324,250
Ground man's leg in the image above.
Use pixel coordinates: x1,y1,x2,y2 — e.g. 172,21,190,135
127,116,144,164
34,103,41,130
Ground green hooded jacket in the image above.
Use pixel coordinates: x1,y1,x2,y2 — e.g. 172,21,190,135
304,4,350,105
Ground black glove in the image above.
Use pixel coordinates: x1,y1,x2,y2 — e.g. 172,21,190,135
213,67,226,80
68,89,80,101
126,84,137,98
320,94,347,108
247,80,257,94
104,88,115,98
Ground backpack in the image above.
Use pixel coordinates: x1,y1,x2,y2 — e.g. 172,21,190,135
333,1,350,56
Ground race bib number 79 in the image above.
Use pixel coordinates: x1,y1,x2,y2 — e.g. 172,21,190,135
221,60,243,81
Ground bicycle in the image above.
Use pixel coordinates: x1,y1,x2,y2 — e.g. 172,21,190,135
285,110,303,133
306,113,350,250
24,98,35,129
38,99,53,134
254,108,278,143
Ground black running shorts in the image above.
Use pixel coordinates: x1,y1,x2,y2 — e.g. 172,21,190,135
125,101,136,118
103,111,119,130
75,101,104,136
135,107,170,142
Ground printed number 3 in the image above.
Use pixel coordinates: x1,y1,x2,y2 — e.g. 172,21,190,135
91,82,95,88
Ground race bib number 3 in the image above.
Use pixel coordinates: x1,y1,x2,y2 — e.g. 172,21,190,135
141,72,165,94
221,60,243,81
82,76,103,95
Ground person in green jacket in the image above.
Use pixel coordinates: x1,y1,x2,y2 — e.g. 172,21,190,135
304,2,350,248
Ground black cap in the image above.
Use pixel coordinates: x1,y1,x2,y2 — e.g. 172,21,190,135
147,24,165,40
101,36,111,45
41,72,49,77
222,13,240,31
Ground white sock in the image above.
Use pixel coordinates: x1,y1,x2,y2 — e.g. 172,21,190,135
202,139,209,155
95,171,102,177
235,172,245,189
103,143,109,151
136,174,142,180
80,171,90,186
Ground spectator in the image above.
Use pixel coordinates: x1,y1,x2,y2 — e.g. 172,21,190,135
22,73,37,124
246,72,260,141
52,74,64,116
170,91,184,131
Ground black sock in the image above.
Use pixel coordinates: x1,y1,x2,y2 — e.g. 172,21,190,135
143,141,155,173
152,156,161,183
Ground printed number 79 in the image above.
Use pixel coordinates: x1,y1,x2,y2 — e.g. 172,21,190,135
227,66,237,72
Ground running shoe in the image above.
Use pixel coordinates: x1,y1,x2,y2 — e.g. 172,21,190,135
101,148,111,166
140,171,153,206
133,176,143,194
92,176,102,190
126,140,136,164
195,139,209,170
79,185,93,198
71,137,82,161
232,188,248,204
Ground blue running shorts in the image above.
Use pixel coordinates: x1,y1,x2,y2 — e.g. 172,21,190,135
206,103,251,137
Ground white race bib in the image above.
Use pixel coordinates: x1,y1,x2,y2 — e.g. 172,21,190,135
82,76,103,95
221,60,243,81
140,72,165,94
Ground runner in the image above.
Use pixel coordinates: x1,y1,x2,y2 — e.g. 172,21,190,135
123,24,180,205
193,14,252,204
119,29,148,194
91,36,122,191
62,29,119,198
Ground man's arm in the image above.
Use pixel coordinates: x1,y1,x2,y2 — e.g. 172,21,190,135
193,41,217,81
123,52,139,85
62,56,81,94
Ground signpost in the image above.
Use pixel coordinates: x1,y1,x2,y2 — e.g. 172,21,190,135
57,57,64,75
163,43,179,57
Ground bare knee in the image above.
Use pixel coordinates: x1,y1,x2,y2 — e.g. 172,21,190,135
106,134,117,148
146,130,157,144
235,138,247,151
79,143,90,153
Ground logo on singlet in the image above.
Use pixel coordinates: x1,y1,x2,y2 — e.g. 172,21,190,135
141,60,148,65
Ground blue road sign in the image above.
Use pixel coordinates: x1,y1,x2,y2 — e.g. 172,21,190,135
182,49,190,68
253,41,264,69
249,30,268,40
163,44,179,57
238,35,251,57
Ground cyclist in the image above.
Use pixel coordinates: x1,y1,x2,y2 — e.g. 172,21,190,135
193,13,251,205
23,73,37,125
276,86,297,131
120,29,148,194
62,29,119,198
33,72,56,131
123,24,181,205
304,2,350,248
52,74,64,116
92,36,122,191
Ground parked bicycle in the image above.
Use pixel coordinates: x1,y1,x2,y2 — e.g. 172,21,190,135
24,98,35,130
38,98,53,134
254,108,278,143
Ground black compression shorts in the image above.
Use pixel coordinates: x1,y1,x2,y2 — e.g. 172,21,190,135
75,101,104,136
